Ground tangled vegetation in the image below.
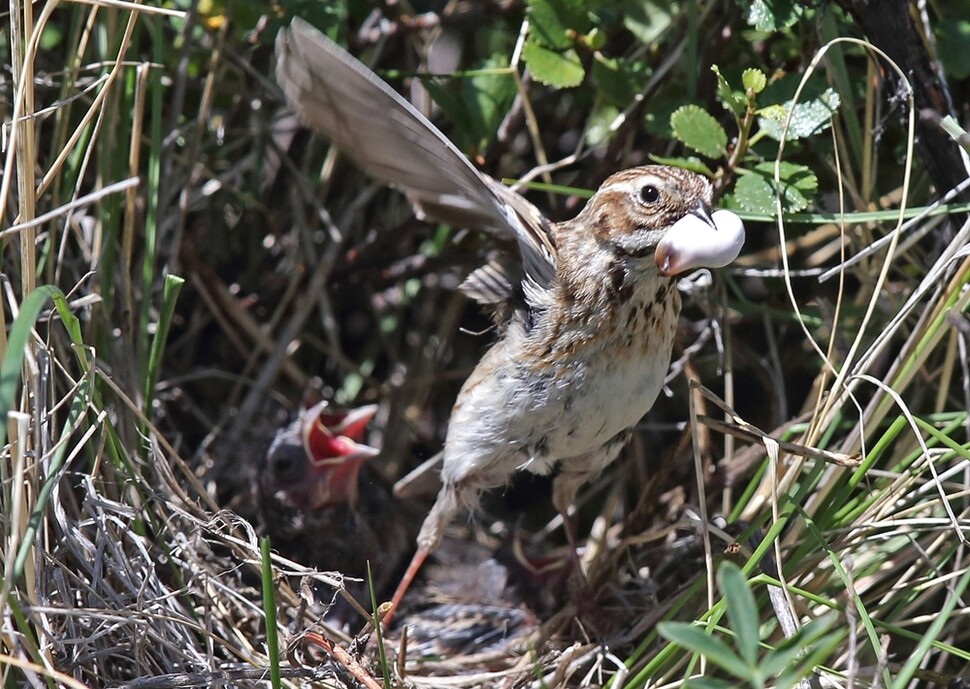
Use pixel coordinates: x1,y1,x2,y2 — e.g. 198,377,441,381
2,0,969,687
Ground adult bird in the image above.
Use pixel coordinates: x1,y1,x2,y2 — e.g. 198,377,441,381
274,18,745,623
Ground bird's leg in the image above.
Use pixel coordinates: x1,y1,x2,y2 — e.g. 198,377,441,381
381,481,461,629
553,433,630,583
558,502,586,579
382,547,428,628
553,472,591,585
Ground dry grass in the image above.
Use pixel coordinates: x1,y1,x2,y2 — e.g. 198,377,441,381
2,2,969,688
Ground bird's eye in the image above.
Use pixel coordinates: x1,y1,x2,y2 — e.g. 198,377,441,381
270,447,301,479
639,185,660,205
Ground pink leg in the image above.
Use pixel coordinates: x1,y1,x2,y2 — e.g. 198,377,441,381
559,504,586,577
382,547,428,628
381,481,460,628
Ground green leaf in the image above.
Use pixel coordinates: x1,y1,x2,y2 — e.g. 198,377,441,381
366,561,393,689
670,104,728,158
422,55,515,153
734,162,817,213
527,0,588,49
1,285,98,589
466,56,516,134
742,68,766,94
744,0,802,32
591,54,646,106
647,154,713,176
733,173,774,214
757,103,787,121
684,679,736,689
712,65,746,116
758,88,841,141
421,78,476,148
40,24,64,49
621,0,674,45
772,613,843,689
585,103,619,147
936,19,970,79
658,622,752,679
760,613,837,677
580,27,605,51
771,161,818,207
718,563,760,666
522,41,585,87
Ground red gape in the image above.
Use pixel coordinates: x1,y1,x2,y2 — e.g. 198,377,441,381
263,401,379,512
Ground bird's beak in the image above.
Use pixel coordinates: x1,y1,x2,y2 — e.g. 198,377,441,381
301,401,378,442
301,401,380,468
301,444,379,509
688,199,716,228
329,404,379,441
654,208,745,277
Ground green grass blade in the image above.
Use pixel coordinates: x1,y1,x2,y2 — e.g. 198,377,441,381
367,561,392,689
0,285,57,448
143,274,184,418
260,537,282,689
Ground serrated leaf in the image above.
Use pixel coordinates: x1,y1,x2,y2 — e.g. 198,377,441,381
742,68,766,94
522,41,585,87
647,154,713,176
758,88,841,141
757,103,786,120
670,105,728,158
527,0,588,50
734,172,774,214
761,160,817,209
712,65,746,116
734,162,817,213
745,0,802,32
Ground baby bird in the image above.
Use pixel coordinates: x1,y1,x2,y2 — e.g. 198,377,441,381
259,401,415,609
261,401,378,513
274,19,745,622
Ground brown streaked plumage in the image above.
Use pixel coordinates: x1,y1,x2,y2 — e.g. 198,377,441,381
274,18,745,624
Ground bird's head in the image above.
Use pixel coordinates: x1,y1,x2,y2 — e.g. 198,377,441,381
261,401,379,510
572,166,743,277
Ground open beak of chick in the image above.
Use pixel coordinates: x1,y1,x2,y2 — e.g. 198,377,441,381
264,401,380,511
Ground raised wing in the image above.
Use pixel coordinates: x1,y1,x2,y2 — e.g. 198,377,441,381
275,19,557,290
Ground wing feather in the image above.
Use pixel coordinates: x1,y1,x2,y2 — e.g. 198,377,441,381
275,19,558,292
